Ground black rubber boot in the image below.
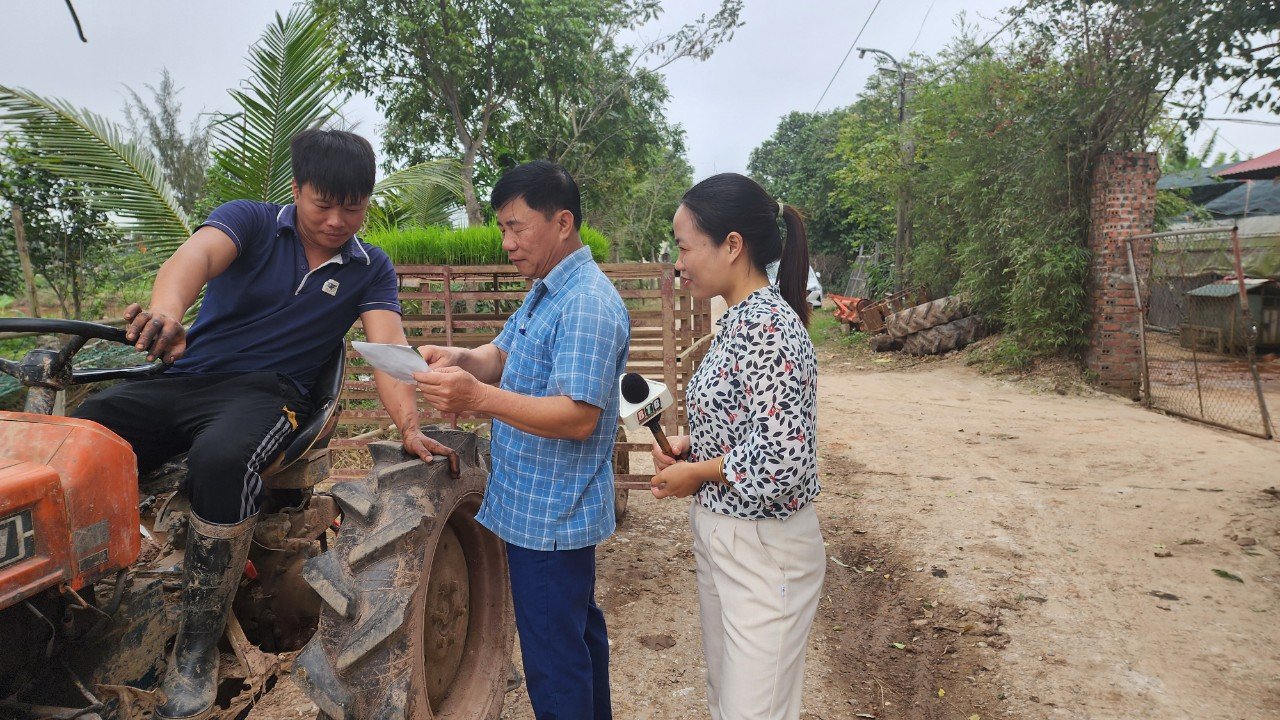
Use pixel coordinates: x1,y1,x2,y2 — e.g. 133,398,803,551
155,513,256,720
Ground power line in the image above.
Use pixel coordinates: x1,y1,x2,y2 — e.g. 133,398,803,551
63,0,87,42
1212,131,1245,156
1199,116,1280,127
928,3,1028,85
813,0,885,112
908,0,937,55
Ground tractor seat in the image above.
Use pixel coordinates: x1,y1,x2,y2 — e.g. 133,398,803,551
261,342,347,486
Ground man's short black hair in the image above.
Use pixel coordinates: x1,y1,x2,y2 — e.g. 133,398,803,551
290,129,376,205
490,160,582,229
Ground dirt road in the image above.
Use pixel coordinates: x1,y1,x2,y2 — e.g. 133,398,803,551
808,351,1280,719
254,346,1280,720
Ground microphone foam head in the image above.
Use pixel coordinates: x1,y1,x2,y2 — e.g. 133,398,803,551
620,372,649,403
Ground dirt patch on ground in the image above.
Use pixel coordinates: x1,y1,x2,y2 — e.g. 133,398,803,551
496,486,1003,720
813,357,1280,719
810,509,1005,719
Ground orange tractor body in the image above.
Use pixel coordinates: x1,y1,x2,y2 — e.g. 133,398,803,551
0,412,140,609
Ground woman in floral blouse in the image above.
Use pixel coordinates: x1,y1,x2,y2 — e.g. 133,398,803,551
651,173,824,720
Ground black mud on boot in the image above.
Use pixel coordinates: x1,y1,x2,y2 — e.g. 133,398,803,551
156,514,256,720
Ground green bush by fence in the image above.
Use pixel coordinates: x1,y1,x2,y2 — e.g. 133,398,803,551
363,224,611,265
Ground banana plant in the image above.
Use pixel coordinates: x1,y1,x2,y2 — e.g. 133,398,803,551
0,5,462,277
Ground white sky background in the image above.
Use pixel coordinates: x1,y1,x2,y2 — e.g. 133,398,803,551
1,0,1275,182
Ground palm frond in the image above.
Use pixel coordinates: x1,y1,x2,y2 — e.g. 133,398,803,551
0,84,194,260
371,159,466,229
206,6,346,205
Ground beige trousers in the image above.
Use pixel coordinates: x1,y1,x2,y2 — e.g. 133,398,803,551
690,501,826,720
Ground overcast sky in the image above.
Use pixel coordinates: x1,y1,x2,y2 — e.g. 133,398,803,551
2,0,1275,181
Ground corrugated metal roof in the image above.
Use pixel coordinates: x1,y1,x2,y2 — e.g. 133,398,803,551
1216,148,1280,180
1186,279,1276,297
1203,179,1280,217
1158,163,1238,189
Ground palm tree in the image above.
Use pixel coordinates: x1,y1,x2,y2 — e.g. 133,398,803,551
0,5,461,276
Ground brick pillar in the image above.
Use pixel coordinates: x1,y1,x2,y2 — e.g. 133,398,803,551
1084,152,1158,398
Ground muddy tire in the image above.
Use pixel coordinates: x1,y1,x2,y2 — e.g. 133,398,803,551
885,296,969,339
867,334,903,353
614,486,629,522
612,428,630,522
901,315,986,356
296,431,513,720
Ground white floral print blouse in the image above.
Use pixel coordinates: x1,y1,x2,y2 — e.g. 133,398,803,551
688,284,820,520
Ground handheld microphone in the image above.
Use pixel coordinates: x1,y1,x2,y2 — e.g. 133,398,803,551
618,372,675,458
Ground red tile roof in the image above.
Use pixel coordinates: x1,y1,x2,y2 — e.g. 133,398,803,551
1216,148,1280,180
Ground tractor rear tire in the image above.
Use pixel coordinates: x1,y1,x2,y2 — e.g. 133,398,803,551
902,315,986,356
295,431,513,720
885,295,970,339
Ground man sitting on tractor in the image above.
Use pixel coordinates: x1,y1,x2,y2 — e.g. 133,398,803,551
72,129,449,720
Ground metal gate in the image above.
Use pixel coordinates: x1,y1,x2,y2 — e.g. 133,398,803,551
1129,226,1275,438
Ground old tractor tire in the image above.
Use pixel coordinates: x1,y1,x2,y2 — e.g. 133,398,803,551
296,431,513,720
885,295,970,339
614,486,629,522
867,334,903,353
901,315,986,356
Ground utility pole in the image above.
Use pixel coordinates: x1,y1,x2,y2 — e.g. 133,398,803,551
857,47,914,293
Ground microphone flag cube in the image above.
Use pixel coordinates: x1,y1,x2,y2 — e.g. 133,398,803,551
617,374,674,431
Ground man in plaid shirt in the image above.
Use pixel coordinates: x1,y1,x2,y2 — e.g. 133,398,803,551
416,160,629,719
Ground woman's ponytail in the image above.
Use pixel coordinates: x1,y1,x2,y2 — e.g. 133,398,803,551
776,204,812,327
680,173,813,327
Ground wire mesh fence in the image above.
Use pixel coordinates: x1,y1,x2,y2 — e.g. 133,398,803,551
1131,227,1276,439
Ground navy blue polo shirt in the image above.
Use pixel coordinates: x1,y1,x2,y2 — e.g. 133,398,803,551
166,200,401,393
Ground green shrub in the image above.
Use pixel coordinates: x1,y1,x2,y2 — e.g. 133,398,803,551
363,224,611,265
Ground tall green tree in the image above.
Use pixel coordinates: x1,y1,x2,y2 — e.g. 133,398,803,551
315,0,741,224
827,6,1172,360
496,2,737,207
1034,0,1280,122
597,144,692,261
0,142,119,318
0,5,462,284
749,106,890,288
493,43,673,216
123,70,212,214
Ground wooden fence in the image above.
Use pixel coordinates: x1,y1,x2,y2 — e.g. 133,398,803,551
330,262,713,485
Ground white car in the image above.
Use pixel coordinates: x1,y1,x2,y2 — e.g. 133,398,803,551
806,266,824,308
767,262,824,308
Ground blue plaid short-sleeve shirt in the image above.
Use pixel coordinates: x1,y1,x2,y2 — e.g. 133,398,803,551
479,246,630,550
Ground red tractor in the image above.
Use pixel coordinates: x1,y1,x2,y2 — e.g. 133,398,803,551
0,318,513,719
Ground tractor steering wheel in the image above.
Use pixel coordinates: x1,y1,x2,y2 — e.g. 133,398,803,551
0,318,169,387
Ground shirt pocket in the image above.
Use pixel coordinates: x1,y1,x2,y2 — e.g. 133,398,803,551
502,314,556,396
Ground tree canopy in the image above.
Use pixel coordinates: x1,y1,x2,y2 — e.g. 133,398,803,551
1031,0,1280,123
749,105,895,288
0,142,119,318
123,70,211,215
314,0,740,227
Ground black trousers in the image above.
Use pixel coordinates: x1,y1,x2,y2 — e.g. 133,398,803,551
73,372,310,524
